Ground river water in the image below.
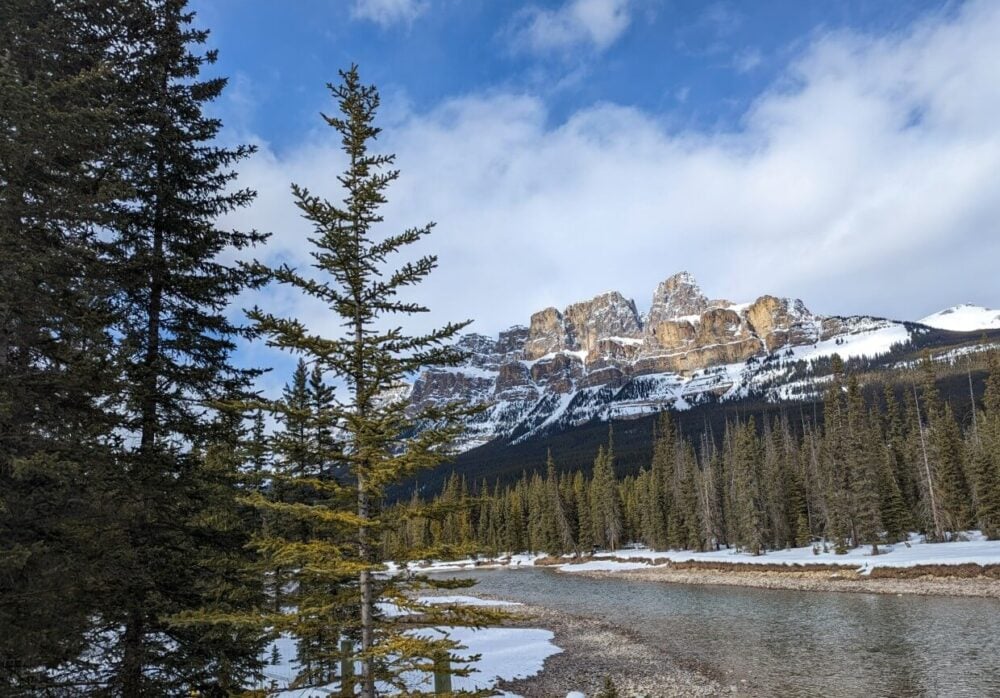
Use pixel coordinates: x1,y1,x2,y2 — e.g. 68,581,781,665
441,567,1000,697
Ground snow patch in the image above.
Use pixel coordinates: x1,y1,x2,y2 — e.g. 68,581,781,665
919,304,1000,332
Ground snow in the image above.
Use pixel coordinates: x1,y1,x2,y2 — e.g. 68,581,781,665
410,626,560,692
263,595,559,696
788,323,909,363
605,335,644,345
577,532,1000,573
395,532,1000,579
919,304,1000,332
557,560,652,573
428,364,499,380
417,595,521,607
384,553,545,576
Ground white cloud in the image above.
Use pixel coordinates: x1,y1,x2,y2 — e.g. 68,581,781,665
227,0,1000,355
350,0,428,28
508,0,633,55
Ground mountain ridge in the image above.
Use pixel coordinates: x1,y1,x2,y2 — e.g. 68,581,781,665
404,272,993,451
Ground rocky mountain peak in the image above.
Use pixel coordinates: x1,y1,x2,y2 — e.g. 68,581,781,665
647,271,709,324
563,291,642,354
524,291,642,360
405,274,912,452
745,295,817,352
524,307,567,360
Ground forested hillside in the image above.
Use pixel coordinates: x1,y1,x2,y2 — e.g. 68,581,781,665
386,353,1000,559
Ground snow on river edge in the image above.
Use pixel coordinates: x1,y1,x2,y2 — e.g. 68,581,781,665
263,595,563,697
263,534,1000,695
392,530,1000,576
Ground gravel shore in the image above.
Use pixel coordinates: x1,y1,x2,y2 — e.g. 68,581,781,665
492,602,734,697
580,564,1000,597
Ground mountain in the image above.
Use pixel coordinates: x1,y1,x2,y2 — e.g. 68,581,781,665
406,272,920,451
919,304,1000,332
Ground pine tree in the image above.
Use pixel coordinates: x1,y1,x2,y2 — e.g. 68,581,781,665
974,350,1000,537
883,385,919,513
97,1,268,691
918,357,973,537
0,0,124,687
846,376,883,553
246,66,504,696
649,413,674,549
821,362,852,553
309,363,338,479
545,451,576,554
590,435,625,551
731,419,766,555
573,471,594,552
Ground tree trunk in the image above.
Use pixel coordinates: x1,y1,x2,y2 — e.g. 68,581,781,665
121,608,144,696
358,478,375,698
913,386,943,540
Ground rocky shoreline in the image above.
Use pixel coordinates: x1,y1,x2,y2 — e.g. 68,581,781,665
493,602,733,697
573,564,1000,598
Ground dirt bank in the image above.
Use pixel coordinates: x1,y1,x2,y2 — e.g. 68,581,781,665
575,562,1000,597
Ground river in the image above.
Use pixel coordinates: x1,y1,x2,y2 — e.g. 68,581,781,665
440,567,1000,697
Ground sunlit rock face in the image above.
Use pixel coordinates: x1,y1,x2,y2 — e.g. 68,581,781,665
402,272,909,451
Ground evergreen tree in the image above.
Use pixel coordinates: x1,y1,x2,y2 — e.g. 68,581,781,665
974,350,1000,537
0,0,122,686
573,471,594,552
590,436,625,551
918,357,973,536
96,1,268,690
246,66,503,696
649,413,673,550
821,362,851,552
846,376,883,553
545,451,576,554
731,419,765,555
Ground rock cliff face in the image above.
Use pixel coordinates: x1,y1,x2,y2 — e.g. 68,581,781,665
406,272,912,451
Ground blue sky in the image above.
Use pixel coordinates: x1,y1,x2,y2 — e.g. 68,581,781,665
198,0,950,153
193,0,1000,394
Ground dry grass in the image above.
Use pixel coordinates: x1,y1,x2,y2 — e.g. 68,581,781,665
665,560,857,574
867,563,1000,579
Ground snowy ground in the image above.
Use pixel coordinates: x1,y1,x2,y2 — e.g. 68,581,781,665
260,595,560,697
393,531,1000,578
383,552,544,576
559,532,1000,575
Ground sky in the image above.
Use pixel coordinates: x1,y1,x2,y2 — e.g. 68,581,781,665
189,0,1000,388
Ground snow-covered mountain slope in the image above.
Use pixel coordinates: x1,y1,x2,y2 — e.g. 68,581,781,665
919,304,1000,332
404,273,924,452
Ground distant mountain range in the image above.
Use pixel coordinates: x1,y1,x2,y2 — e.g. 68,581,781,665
402,272,998,452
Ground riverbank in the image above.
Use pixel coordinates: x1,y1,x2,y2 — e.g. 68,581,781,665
491,601,730,697
421,567,1000,696
565,560,1000,597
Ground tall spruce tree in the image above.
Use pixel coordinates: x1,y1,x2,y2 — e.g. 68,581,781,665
975,350,1000,538
97,0,268,691
246,66,504,696
545,450,576,554
589,431,624,551
917,356,973,537
731,419,766,555
0,0,122,689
